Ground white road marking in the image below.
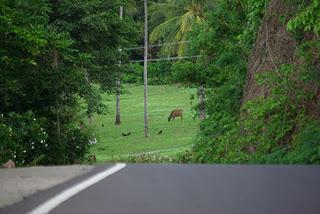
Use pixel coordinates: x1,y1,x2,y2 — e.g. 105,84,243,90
27,163,126,214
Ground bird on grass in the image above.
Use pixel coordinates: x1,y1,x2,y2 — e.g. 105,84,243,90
121,132,131,137
158,130,163,134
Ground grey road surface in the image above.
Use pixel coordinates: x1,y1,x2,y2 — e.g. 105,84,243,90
0,165,93,208
1,164,320,214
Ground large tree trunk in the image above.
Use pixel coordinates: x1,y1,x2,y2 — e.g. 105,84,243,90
243,0,320,119
242,0,297,102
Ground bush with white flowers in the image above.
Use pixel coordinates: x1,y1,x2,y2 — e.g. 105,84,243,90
88,135,98,145
0,111,48,166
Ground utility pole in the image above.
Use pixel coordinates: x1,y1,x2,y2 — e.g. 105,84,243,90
143,0,149,138
115,6,123,125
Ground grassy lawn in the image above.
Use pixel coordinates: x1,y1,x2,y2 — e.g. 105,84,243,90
89,84,199,162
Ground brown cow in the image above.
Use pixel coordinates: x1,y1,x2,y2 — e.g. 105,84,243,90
168,109,183,122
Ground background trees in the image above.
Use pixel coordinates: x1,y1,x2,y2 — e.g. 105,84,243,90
0,0,138,165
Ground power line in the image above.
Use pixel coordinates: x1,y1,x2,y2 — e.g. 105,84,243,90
130,55,202,63
122,41,192,51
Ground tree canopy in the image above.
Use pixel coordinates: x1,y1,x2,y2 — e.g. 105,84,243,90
0,0,138,165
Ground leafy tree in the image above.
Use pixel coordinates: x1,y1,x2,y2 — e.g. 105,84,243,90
0,0,138,165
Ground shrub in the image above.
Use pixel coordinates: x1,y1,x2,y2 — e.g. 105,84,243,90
0,112,48,166
43,124,92,165
64,128,91,164
0,111,92,166
286,120,320,164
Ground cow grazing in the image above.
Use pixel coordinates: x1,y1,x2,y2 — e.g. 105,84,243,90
168,109,183,122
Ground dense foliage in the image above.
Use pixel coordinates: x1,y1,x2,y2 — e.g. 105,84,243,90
124,61,173,85
0,0,138,165
170,0,320,164
176,0,257,163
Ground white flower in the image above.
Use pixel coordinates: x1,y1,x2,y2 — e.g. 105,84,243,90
13,155,16,159
31,146,34,149
88,137,98,145
33,118,36,121
23,150,26,153
40,140,44,144
31,142,34,145
43,131,46,134
45,144,48,147
22,160,25,163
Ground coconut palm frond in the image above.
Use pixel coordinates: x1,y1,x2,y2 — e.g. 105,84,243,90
162,22,183,55
149,0,212,56
180,10,196,34
149,16,181,43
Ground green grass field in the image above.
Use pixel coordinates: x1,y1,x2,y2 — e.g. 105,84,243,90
89,84,199,162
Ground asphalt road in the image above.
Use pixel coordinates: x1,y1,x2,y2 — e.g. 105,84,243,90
0,165,93,208
1,164,320,214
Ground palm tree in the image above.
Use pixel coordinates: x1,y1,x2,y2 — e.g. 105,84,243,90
149,0,214,120
149,0,214,56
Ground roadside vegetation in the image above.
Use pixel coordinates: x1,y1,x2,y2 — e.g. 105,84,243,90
1,0,319,166
0,0,138,166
